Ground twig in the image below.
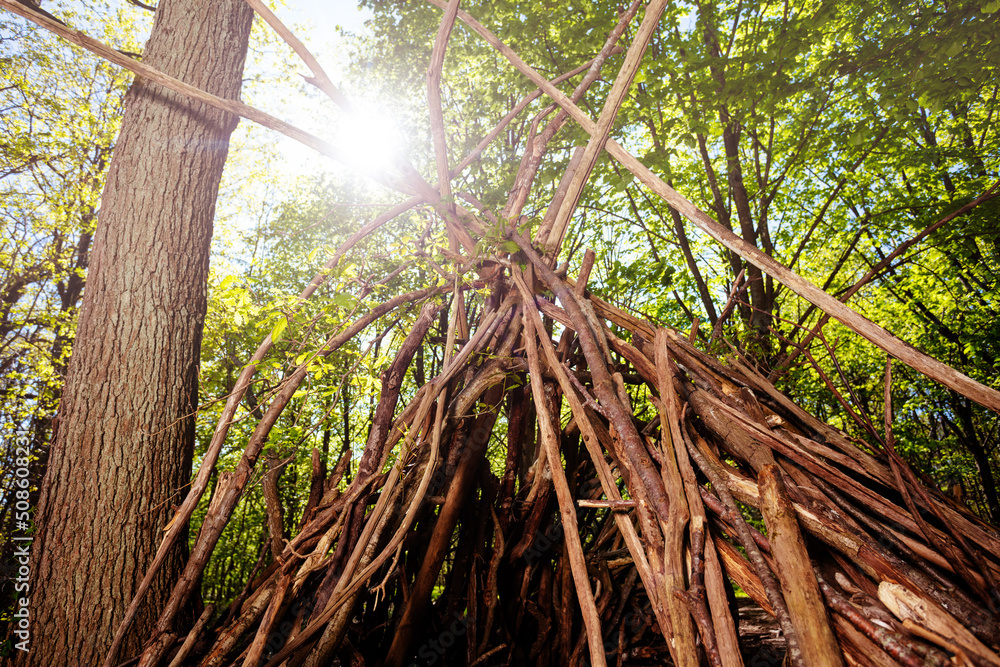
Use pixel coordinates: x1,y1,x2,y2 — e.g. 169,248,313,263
709,268,746,344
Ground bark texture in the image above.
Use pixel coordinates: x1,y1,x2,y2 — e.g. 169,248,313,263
26,1,253,663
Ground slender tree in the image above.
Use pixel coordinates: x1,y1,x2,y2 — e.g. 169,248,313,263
24,0,253,662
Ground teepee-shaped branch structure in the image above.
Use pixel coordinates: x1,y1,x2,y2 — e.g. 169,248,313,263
7,1,999,665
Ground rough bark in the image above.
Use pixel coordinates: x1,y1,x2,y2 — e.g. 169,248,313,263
25,1,253,663
758,464,844,667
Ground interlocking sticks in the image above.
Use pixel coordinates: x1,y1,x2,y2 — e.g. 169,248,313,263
8,0,999,664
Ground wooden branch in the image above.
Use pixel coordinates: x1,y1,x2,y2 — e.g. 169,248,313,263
511,268,667,638
0,0,427,197
656,334,743,666
126,288,449,664
427,0,460,205
758,464,844,667
576,499,636,509
501,0,641,221
545,0,669,258
683,424,804,666
164,604,214,667
452,58,596,179
242,0,445,203
771,182,1000,380
651,331,700,667
538,146,585,247
512,231,674,537
261,299,512,666
385,300,519,664
710,268,746,344
878,582,1000,667
242,573,291,667
815,574,929,667
521,305,607,667
674,516,723,667
882,359,1000,596
241,0,351,109
262,453,287,562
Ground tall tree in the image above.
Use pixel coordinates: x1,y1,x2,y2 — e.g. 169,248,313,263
24,0,253,662
0,11,129,628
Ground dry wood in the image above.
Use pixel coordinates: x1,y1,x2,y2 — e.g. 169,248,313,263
815,574,930,667
544,0,669,257
520,302,608,667
503,0,643,221
658,335,744,666
242,572,291,667
652,331,703,667
513,275,661,628
262,453,287,562
428,0,461,200
685,425,805,666
165,604,214,667
758,464,845,667
878,582,1000,667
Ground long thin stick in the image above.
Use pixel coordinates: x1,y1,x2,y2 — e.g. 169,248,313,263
241,0,351,109
545,0,668,257
428,0,461,204
770,182,1000,380
520,305,608,667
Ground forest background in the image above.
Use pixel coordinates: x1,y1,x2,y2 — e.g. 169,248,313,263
1,0,998,653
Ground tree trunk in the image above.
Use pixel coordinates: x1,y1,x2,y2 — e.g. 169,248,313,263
26,1,253,663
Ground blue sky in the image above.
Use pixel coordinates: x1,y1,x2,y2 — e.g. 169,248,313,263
276,0,373,48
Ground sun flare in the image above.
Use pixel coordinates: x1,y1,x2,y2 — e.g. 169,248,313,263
276,98,404,181
334,102,404,176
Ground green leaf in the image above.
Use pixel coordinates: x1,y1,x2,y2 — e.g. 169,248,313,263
270,318,288,342
333,293,356,309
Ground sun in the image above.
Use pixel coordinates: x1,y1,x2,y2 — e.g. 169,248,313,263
334,101,405,176
274,96,404,183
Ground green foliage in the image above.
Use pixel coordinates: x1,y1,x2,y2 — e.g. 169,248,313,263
0,4,142,433
4,0,998,611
